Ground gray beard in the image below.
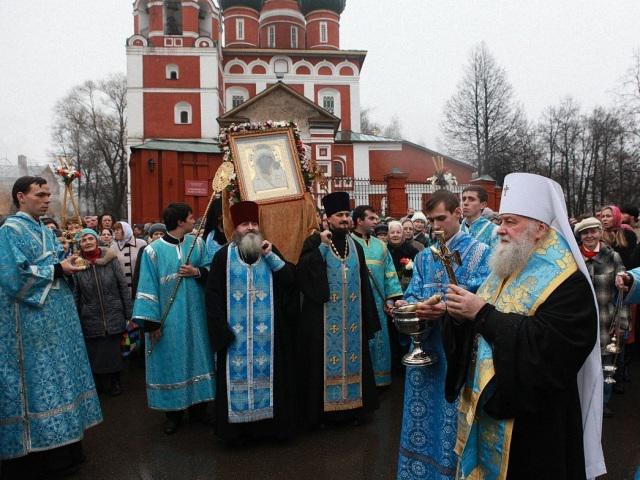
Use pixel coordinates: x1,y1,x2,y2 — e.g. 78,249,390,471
489,234,536,279
235,232,264,264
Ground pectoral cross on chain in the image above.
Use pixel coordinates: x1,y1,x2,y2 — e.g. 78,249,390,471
248,285,259,303
430,231,461,286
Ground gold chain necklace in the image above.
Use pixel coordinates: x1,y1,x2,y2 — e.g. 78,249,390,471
329,236,349,260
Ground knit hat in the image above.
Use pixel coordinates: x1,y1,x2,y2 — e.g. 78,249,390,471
411,211,427,223
80,228,99,240
574,217,602,234
230,201,259,227
148,223,167,236
374,223,388,235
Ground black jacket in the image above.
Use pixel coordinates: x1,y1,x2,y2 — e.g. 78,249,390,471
74,248,132,338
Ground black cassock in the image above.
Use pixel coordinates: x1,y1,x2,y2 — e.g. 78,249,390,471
296,231,380,429
206,244,299,441
443,271,597,480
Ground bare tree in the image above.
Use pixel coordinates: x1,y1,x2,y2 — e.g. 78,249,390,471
51,74,128,218
441,42,524,182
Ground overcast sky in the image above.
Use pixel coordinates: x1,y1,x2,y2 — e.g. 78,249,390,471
1,1,639,165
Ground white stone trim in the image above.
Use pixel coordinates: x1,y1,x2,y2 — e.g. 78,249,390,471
181,1,200,8
166,63,180,80
259,18,305,28
259,8,306,23
349,82,361,132
147,1,164,7
335,60,359,76
200,52,218,89
256,81,267,94
126,46,218,56
313,60,336,76
317,87,340,118
174,102,193,124
126,90,144,140
195,37,214,47
353,144,369,179
149,31,200,39
225,86,250,111
224,59,248,74
369,143,402,151
201,91,219,138
224,13,259,20
127,34,149,47
303,81,314,100
129,87,219,93
316,144,331,160
222,74,360,84
247,59,270,73
293,59,314,73
306,16,339,25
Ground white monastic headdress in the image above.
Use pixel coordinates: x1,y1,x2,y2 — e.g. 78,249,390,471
499,172,605,479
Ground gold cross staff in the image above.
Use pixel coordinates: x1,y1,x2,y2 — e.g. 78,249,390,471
430,231,461,285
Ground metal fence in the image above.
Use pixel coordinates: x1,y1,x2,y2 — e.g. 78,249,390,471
406,183,465,212
321,177,467,216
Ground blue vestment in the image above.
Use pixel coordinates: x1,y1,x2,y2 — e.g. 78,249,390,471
397,231,490,480
461,216,499,249
0,212,102,460
133,235,216,410
625,267,640,304
225,245,285,423
206,231,224,258
352,234,403,386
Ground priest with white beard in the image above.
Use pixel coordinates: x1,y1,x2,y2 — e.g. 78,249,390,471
442,173,605,480
205,201,298,444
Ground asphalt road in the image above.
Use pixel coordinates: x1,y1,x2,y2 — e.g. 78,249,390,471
67,353,639,480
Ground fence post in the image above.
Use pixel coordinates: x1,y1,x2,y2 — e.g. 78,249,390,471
384,169,409,218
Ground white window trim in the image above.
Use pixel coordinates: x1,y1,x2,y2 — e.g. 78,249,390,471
174,102,192,124
165,64,179,80
267,25,276,48
316,144,331,160
318,88,341,119
319,21,328,44
236,18,245,40
225,86,250,111
291,25,298,48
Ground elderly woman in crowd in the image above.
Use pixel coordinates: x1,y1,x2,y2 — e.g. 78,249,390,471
110,221,147,297
575,217,629,416
100,228,114,247
74,229,132,396
387,221,421,291
601,205,638,269
401,218,425,252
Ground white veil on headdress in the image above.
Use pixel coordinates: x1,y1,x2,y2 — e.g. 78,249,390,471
499,173,605,479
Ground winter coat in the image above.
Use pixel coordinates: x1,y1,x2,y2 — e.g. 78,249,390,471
110,237,147,298
74,248,132,338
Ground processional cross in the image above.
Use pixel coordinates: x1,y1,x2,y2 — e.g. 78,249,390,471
430,231,461,286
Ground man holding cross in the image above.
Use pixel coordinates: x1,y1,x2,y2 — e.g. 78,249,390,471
132,202,216,434
396,189,491,480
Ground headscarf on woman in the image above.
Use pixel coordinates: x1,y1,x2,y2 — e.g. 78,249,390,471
115,221,134,249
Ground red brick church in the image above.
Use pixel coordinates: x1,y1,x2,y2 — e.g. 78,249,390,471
126,0,478,222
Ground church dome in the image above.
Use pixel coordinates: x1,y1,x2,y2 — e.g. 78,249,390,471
219,0,263,10
300,0,346,15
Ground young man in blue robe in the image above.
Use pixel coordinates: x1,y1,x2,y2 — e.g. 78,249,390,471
206,201,298,443
297,192,380,429
0,176,102,479
133,202,216,435
460,185,499,249
396,189,491,480
351,205,403,387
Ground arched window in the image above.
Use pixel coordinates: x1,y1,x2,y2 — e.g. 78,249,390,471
166,64,179,80
225,87,249,111
318,88,341,118
236,18,245,40
174,102,192,124
268,25,276,48
319,21,328,43
164,1,182,35
333,160,344,176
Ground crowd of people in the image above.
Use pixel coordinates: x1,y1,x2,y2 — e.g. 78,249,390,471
2,173,640,479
